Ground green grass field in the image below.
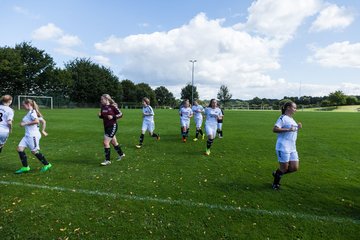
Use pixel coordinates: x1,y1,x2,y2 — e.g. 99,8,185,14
0,109,359,239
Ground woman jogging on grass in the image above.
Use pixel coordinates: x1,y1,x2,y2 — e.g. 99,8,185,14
98,94,125,166
0,95,14,155
204,99,223,156
272,101,302,190
136,97,160,148
191,100,204,141
179,99,193,142
15,99,52,174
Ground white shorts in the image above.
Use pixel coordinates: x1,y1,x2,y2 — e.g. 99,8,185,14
180,119,190,128
0,131,10,145
194,117,203,128
205,124,218,138
142,120,155,133
276,151,299,163
19,135,41,152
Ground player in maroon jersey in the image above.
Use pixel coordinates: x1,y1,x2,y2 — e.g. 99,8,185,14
98,94,125,166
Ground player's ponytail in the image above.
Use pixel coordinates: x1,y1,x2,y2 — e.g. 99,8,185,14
24,99,43,117
281,101,294,115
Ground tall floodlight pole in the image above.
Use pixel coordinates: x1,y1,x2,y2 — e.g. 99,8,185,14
189,60,197,104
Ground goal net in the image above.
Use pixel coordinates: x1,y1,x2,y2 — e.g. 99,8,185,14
17,95,53,110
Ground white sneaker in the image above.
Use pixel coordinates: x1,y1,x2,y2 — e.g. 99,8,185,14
100,160,111,166
117,153,125,161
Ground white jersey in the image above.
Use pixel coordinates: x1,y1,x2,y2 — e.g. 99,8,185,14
143,105,154,122
22,109,41,137
205,107,223,126
0,105,14,133
274,115,298,153
179,107,193,121
192,105,204,119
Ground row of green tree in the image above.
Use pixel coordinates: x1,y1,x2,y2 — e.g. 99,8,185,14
1,42,356,108
0,42,179,106
240,90,359,109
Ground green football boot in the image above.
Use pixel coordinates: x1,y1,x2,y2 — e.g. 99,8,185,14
15,166,30,174
40,163,52,172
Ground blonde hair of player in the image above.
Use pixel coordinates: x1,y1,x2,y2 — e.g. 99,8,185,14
101,94,118,107
1,95,13,105
22,99,48,136
23,99,43,117
143,97,150,105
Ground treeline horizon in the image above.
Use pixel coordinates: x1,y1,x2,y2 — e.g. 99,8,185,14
1,42,358,108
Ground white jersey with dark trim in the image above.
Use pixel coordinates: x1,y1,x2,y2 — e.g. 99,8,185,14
205,107,223,125
22,110,40,137
179,107,193,121
0,105,14,132
274,115,298,153
192,105,204,119
143,105,154,122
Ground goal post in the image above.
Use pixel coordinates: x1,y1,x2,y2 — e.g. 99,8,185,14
17,95,53,110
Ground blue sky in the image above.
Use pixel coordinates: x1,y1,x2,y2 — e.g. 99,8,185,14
1,0,359,99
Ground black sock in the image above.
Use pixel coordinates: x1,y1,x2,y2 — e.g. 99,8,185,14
35,152,49,165
220,130,223,137
139,134,144,144
104,148,111,161
273,169,283,185
206,139,213,149
151,133,158,138
186,128,189,137
114,145,123,156
195,129,199,138
0,147,2,153
199,129,203,136
182,131,186,138
18,151,28,167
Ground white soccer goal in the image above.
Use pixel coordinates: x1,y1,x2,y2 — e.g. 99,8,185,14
17,95,53,110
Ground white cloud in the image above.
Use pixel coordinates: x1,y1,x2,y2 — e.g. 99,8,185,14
93,55,111,67
13,5,40,19
307,41,360,68
95,13,288,99
235,0,321,42
310,4,354,32
340,82,360,96
57,34,82,47
13,5,29,15
94,2,357,99
32,23,63,40
32,23,84,58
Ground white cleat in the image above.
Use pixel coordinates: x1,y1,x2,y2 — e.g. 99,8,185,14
117,153,126,161
100,160,111,166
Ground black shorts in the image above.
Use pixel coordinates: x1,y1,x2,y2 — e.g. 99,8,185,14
104,124,118,138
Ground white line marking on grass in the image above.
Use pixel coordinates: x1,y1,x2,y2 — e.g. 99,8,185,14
1,180,358,225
